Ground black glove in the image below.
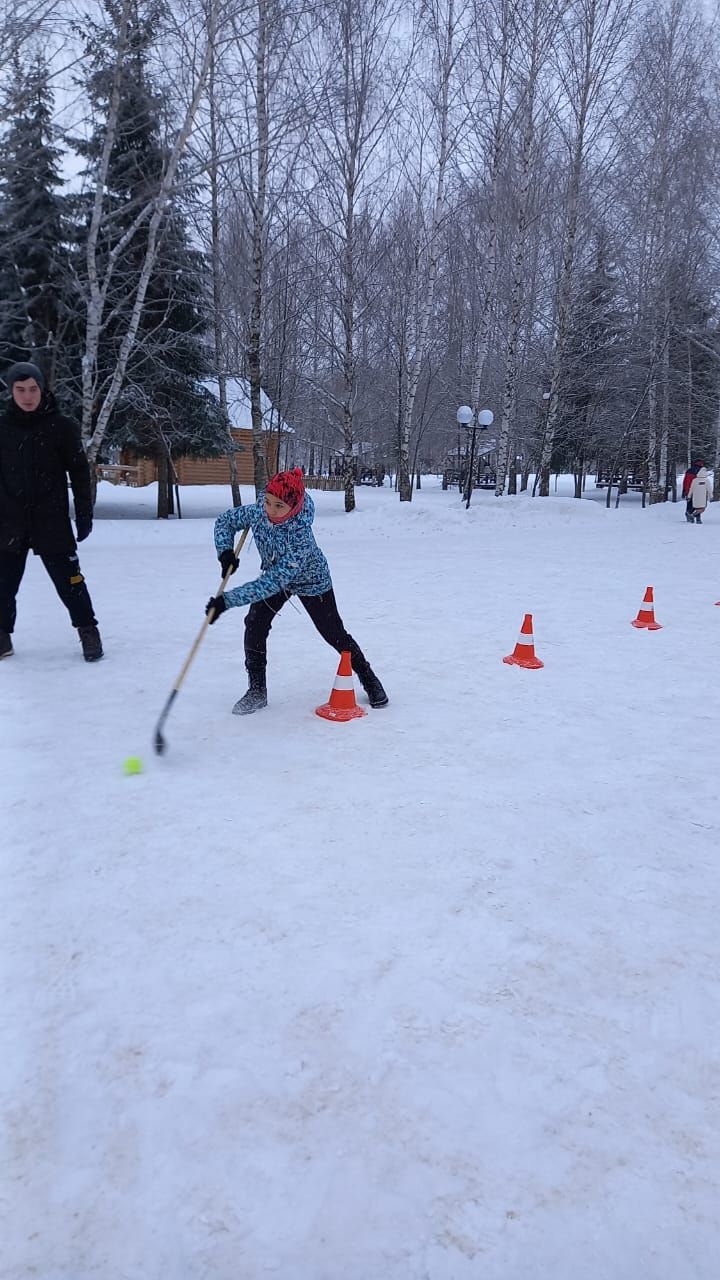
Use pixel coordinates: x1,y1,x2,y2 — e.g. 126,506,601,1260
219,549,239,577
206,595,227,624
76,516,93,542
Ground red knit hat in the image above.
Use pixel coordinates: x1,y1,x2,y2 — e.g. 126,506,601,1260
266,467,305,516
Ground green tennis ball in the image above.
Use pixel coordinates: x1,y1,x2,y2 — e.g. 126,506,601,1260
123,756,143,776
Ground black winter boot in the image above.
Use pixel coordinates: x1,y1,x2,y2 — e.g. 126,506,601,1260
356,664,389,708
0,629,13,659
78,625,103,662
233,664,267,715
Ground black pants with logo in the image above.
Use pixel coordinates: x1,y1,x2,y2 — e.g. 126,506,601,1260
0,546,97,633
243,588,370,679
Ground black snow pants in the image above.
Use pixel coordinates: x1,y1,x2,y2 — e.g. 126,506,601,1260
243,588,372,681
0,545,97,634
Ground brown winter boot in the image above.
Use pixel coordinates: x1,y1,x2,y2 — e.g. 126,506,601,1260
78,625,103,662
357,664,389,708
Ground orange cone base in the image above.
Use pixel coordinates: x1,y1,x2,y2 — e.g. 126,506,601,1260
315,701,367,722
503,653,544,669
631,619,662,630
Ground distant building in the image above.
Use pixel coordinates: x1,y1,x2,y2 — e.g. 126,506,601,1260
100,378,294,487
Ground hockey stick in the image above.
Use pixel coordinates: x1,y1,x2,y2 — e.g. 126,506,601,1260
153,526,250,755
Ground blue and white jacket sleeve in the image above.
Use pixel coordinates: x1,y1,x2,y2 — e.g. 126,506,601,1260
214,504,255,554
222,547,310,608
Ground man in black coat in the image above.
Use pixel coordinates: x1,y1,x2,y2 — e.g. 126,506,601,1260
0,362,103,661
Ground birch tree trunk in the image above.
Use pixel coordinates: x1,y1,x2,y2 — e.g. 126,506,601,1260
537,153,585,494
342,173,358,513
247,0,270,494
208,45,241,507
84,0,221,466
658,294,670,500
398,0,457,502
309,0,409,512
81,0,132,451
493,34,541,496
707,396,712,501
646,335,658,492
538,0,632,496
466,0,520,419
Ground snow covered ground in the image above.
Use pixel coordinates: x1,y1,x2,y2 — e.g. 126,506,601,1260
3,476,719,1279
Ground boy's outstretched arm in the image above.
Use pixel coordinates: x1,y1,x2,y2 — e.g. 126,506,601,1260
221,547,310,610
214,504,254,555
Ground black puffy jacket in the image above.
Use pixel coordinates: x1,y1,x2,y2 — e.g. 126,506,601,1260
0,393,93,555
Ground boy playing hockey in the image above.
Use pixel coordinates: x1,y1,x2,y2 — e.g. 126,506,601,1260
206,468,388,714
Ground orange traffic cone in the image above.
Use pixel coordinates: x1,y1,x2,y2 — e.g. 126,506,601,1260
631,586,662,630
315,651,367,722
503,613,544,669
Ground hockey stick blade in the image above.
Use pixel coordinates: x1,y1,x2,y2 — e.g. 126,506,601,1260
154,688,178,755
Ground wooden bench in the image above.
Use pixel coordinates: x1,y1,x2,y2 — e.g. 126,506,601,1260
595,473,644,492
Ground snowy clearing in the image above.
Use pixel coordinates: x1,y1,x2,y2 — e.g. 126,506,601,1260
2,478,719,1279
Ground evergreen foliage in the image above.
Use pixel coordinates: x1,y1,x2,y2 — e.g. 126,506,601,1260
554,236,630,474
0,55,76,392
73,0,226,460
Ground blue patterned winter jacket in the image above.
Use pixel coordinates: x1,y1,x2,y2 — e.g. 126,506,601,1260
214,492,332,608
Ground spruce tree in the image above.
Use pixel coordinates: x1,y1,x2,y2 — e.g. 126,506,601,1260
666,285,720,469
556,234,629,488
0,55,76,392
75,0,226,478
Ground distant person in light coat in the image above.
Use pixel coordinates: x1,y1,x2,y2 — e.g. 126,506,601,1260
688,466,711,524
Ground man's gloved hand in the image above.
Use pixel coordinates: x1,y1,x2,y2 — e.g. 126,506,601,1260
219,549,239,577
76,516,93,542
206,595,227,624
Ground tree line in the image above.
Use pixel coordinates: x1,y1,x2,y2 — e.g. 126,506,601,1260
1,0,719,513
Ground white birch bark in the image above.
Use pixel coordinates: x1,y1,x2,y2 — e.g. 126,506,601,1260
466,0,522,418
246,0,271,493
538,0,633,496
208,45,241,505
398,0,457,503
81,0,132,451
83,0,222,466
707,396,712,501
493,0,550,496
308,0,411,512
493,103,536,495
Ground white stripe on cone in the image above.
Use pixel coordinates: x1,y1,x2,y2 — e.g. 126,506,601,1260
333,675,355,690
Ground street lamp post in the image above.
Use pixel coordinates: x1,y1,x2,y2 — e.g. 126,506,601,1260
456,406,472,501
457,405,494,508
